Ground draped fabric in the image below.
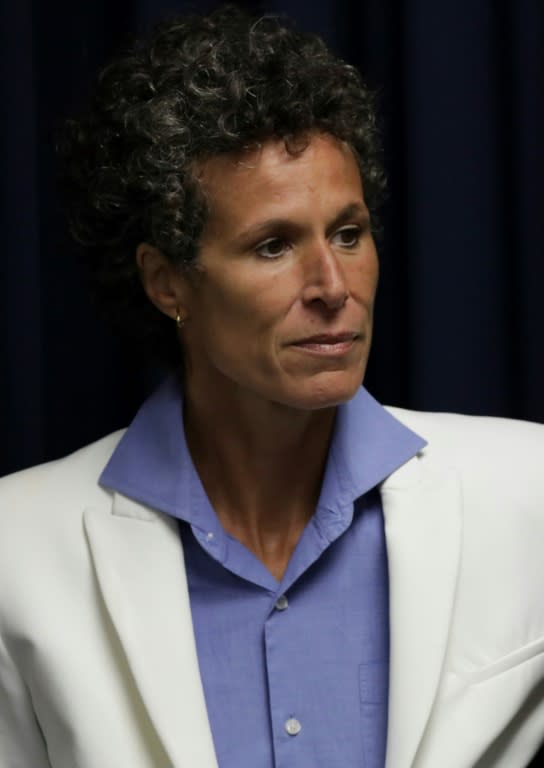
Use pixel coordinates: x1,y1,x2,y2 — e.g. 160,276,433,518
2,0,543,481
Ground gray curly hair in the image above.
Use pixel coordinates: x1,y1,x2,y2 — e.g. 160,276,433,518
59,4,386,368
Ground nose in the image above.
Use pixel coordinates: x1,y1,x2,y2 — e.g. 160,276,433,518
301,242,349,310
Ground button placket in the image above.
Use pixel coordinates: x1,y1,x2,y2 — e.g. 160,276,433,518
284,717,302,736
275,594,289,611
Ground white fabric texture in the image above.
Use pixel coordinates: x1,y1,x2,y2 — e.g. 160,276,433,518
0,409,543,767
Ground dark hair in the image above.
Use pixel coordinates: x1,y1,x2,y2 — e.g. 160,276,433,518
60,4,386,368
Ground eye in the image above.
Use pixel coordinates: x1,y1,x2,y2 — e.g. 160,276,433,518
331,225,362,248
255,237,290,259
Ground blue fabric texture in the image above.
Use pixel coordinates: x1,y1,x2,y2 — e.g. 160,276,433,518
100,377,426,767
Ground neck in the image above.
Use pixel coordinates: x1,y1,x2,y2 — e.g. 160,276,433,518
183,385,336,580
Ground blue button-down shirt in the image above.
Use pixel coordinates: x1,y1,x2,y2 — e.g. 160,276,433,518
100,377,425,768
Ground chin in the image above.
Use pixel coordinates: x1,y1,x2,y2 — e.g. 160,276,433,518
284,372,365,411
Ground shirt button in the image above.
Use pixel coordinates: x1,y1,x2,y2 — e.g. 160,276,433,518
275,595,289,611
285,717,302,736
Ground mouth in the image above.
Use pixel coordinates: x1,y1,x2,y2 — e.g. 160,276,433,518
290,332,361,356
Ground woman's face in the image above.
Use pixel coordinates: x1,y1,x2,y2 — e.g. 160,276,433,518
179,133,379,412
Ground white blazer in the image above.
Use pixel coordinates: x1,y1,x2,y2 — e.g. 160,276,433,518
1,408,543,768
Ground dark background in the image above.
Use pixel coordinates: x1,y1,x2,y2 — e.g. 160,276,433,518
1,0,543,481
1,1,543,763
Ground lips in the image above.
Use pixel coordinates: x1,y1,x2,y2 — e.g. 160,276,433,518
292,332,359,345
289,331,361,357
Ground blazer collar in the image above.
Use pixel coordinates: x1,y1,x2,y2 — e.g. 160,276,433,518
83,495,219,768
381,453,462,768
86,439,461,768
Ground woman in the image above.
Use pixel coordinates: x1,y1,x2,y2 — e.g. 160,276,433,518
1,6,543,768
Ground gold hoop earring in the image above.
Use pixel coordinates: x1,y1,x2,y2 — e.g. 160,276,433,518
175,309,184,328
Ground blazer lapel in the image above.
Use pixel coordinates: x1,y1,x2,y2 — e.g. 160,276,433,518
84,495,218,768
381,455,462,768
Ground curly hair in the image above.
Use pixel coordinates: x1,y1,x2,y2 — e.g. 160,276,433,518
59,4,386,368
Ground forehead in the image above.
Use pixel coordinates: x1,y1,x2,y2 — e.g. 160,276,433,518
196,133,364,237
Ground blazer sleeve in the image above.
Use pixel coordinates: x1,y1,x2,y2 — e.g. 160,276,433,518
0,632,52,768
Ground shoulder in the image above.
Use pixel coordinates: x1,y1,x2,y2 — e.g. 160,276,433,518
0,430,125,525
386,405,544,440
385,407,544,485
0,431,126,619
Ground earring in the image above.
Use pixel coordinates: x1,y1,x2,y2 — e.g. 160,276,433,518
175,309,184,328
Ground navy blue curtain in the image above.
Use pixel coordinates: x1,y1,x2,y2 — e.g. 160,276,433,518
2,0,543,482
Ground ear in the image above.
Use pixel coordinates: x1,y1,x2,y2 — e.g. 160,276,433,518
136,243,189,321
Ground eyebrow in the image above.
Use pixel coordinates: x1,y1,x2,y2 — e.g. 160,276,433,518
325,202,370,237
233,202,370,248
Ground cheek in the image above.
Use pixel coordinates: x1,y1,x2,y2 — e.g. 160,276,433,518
196,275,290,344
346,256,379,307
193,278,295,383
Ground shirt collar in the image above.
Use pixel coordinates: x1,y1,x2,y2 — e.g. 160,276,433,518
318,386,426,512
100,375,426,521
